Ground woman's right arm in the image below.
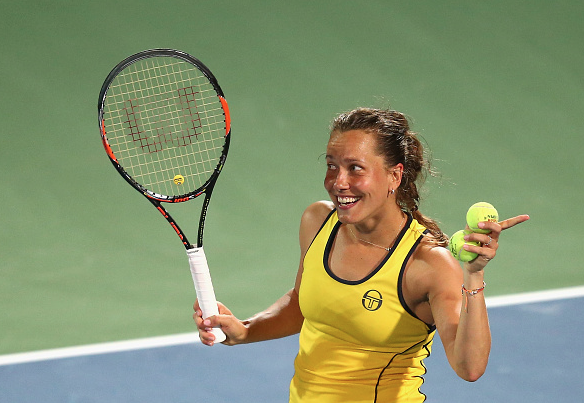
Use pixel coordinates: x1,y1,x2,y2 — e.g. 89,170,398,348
194,201,334,346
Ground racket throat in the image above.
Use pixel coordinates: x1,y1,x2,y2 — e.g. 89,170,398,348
149,199,193,248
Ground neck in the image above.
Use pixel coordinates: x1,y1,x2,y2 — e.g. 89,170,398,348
353,206,406,235
348,210,407,250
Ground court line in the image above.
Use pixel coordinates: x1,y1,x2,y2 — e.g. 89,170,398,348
0,332,200,367
485,285,584,308
2,285,583,367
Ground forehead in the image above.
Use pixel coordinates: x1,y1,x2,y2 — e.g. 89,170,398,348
326,130,379,157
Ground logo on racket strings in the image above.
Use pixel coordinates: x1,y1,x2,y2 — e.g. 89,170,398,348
173,174,185,185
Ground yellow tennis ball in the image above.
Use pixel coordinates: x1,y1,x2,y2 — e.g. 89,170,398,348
466,202,499,234
448,230,479,262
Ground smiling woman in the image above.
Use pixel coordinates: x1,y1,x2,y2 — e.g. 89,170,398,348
192,107,529,403
329,108,448,247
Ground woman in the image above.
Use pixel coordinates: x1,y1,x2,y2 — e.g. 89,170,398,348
194,108,529,402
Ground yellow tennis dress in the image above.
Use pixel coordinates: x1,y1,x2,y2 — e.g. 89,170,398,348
290,211,435,403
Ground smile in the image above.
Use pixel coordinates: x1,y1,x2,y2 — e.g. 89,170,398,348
337,196,361,207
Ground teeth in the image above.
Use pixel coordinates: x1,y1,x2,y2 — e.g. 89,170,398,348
338,196,359,204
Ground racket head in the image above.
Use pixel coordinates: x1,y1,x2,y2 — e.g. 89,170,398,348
98,49,231,202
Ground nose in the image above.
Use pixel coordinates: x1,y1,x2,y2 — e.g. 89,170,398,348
333,169,350,191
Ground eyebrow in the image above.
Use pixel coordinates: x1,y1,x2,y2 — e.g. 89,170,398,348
325,155,366,164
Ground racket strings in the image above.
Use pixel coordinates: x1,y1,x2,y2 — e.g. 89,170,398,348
103,57,226,197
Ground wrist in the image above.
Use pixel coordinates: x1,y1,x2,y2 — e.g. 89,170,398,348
461,281,486,312
234,319,253,345
463,269,485,289
461,281,486,296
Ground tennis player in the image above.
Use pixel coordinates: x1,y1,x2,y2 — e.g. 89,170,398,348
194,108,529,402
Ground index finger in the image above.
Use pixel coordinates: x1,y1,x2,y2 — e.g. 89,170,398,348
500,214,530,231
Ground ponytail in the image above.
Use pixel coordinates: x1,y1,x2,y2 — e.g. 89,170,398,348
396,129,448,247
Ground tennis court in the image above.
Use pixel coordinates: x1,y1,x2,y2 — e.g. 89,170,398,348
2,288,583,402
1,1,582,401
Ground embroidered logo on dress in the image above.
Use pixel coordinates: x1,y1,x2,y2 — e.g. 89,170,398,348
362,290,382,311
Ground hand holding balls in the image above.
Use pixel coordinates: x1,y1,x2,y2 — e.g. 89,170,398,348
449,202,499,262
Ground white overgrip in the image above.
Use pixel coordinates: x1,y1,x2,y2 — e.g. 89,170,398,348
186,247,227,343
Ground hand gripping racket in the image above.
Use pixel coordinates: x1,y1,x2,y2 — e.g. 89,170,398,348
98,49,229,343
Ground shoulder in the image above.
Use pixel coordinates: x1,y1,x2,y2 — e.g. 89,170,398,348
402,238,463,324
294,201,335,291
414,237,456,267
408,238,463,299
301,200,334,225
299,201,334,251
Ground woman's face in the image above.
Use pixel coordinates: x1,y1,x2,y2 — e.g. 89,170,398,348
324,130,399,225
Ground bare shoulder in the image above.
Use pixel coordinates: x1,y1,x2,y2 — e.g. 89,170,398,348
408,238,463,298
301,200,334,223
414,238,457,269
299,201,334,250
294,201,334,291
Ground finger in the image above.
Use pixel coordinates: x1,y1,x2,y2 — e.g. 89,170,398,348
195,300,232,317
475,221,501,236
200,316,220,329
199,316,228,339
216,302,233,316
193,309,204,326
462,247,495,272
198,324,218,346
500,214,530,231
463,242,496,260
465,232,497,248
483,234,495,248
195,317,222,346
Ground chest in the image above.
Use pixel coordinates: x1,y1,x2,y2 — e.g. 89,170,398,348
300,247,430,348
328,242,389,282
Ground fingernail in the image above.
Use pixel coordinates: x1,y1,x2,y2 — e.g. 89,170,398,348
203,319,211,326
478,222,485,228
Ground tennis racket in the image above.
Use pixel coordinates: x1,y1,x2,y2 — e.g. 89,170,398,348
98,49,230,343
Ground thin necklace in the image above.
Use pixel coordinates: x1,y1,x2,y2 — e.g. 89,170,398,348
348,214,406,252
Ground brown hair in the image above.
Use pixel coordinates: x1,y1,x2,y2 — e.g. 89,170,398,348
331,107,448,246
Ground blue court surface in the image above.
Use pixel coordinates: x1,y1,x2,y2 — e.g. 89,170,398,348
1,287,582,402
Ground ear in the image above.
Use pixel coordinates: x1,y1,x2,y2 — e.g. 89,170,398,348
388,163,404,190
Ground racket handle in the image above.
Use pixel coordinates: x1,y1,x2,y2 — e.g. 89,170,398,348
186,247,227,344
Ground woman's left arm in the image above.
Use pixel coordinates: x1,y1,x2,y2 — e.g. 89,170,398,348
428,214,530,381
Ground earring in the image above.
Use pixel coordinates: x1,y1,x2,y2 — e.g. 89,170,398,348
389,189,395,195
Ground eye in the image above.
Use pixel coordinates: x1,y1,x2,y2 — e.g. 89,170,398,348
350,164,364,172
326,162,337,170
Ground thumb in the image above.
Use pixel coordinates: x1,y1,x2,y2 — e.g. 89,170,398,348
203,313,234,330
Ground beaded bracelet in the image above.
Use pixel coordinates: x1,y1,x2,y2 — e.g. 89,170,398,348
461,281,486,312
